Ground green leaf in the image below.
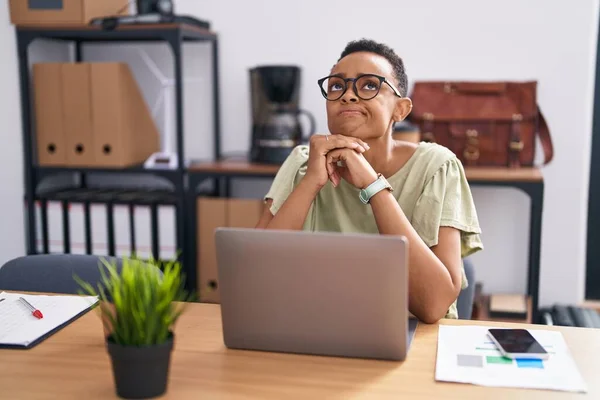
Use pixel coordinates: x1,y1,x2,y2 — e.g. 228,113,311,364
75,254,189,346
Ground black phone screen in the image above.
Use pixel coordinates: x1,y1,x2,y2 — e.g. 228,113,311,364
488,329,547,354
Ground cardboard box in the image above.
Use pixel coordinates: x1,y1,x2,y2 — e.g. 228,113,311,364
197,198,227,304
197,198,264,303
33,62,160,167
9,0,129,26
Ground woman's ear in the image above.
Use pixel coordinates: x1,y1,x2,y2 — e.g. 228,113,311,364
393,97,413,122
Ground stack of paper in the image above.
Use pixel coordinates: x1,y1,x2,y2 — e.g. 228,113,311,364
435,325,587,393
0,292,98,348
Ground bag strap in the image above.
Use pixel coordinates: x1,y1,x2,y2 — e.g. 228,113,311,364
538,107,554,165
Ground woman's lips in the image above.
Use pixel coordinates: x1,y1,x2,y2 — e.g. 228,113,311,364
339,110,364,117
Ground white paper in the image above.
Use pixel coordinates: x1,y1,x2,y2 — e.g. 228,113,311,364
0,292,98,347
435,325,587,393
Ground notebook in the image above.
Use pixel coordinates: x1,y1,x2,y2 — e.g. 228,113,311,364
0,291,98,349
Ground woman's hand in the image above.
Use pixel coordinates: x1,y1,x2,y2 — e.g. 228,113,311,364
326,148,378,189
304,134,370,189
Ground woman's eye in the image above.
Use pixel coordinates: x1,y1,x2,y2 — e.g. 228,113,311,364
330,83,343,91
362,81,378,91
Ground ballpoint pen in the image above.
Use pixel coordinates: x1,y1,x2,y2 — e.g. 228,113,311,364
19,297,44,319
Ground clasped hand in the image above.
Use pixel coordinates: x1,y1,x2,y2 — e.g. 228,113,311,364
304,134,379,190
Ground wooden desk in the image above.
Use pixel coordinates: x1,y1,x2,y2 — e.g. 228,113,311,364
187,161,545,322
188,160,544,183
1,302,597,399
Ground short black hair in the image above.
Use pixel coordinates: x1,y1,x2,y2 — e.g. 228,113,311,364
338,39,408,97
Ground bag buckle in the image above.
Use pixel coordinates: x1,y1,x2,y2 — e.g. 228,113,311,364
464,129,480,162
464,148,480,161
510,141,524,151
421,112,435,142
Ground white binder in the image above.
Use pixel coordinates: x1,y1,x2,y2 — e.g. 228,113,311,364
113,204,131,258
158,205,176,261
90,203,107,256
133,205,151,260
47,201,63,254
33,201,43,253
68,203,86,255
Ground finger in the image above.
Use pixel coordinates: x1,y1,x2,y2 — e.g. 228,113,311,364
332,134,370,152
326,156,336,176
330,170,341,187
326,149,345,169
326,153,343,177
326,149,344,183
318,135,367,154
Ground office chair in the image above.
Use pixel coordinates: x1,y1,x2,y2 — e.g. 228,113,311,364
457,258,476,319
0,254,156,295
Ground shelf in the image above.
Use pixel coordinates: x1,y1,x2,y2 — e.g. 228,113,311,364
465,167,543,183
473,295,533,324
16,20,221,290
35,164,182,180
188,158,281,177
36,188,177,205
16,23,215,42
188,156,544,183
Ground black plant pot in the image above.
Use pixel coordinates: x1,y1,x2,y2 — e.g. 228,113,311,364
106,333,174,399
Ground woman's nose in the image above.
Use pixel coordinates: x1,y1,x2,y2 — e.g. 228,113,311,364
340,83,359,103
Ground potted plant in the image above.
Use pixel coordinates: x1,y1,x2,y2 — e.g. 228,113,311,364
76,256,192,399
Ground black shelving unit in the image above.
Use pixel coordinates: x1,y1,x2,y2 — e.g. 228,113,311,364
15,23,220,291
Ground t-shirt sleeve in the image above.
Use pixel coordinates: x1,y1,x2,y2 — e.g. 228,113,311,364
412,157,484,259
264,145,310,215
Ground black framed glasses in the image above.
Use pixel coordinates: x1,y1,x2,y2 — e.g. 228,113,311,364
317,73,402,101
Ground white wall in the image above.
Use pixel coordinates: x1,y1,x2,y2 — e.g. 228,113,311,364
0,4,25,265
0,0,598,308
173,0,599,307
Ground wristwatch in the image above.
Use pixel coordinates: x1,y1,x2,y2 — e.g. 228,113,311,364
359,174,393,204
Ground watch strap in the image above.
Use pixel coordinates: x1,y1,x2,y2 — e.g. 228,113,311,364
359,174,393,204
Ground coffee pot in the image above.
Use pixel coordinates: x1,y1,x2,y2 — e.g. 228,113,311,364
249,66,316,164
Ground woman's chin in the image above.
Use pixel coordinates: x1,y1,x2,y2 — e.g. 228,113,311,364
331,122,366,137
332,127,382,140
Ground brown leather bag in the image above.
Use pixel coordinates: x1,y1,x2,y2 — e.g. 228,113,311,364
408,81,553,167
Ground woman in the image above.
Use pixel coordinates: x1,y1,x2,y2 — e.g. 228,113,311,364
255,39,483,323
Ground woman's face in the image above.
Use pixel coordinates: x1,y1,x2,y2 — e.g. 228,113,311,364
325,52,410,140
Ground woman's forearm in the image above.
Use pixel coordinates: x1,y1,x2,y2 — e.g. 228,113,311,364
369,190,461,323
264,180,321,231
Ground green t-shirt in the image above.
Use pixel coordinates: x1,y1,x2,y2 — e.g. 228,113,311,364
264,141,483,319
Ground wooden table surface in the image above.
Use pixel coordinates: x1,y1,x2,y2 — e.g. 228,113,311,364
1,302,596,399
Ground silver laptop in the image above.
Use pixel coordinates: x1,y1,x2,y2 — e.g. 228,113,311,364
214,227,417,361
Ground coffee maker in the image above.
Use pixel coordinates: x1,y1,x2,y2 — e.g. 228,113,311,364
249,66,316,164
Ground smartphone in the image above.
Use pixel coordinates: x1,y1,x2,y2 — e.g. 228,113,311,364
487,328,549,360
